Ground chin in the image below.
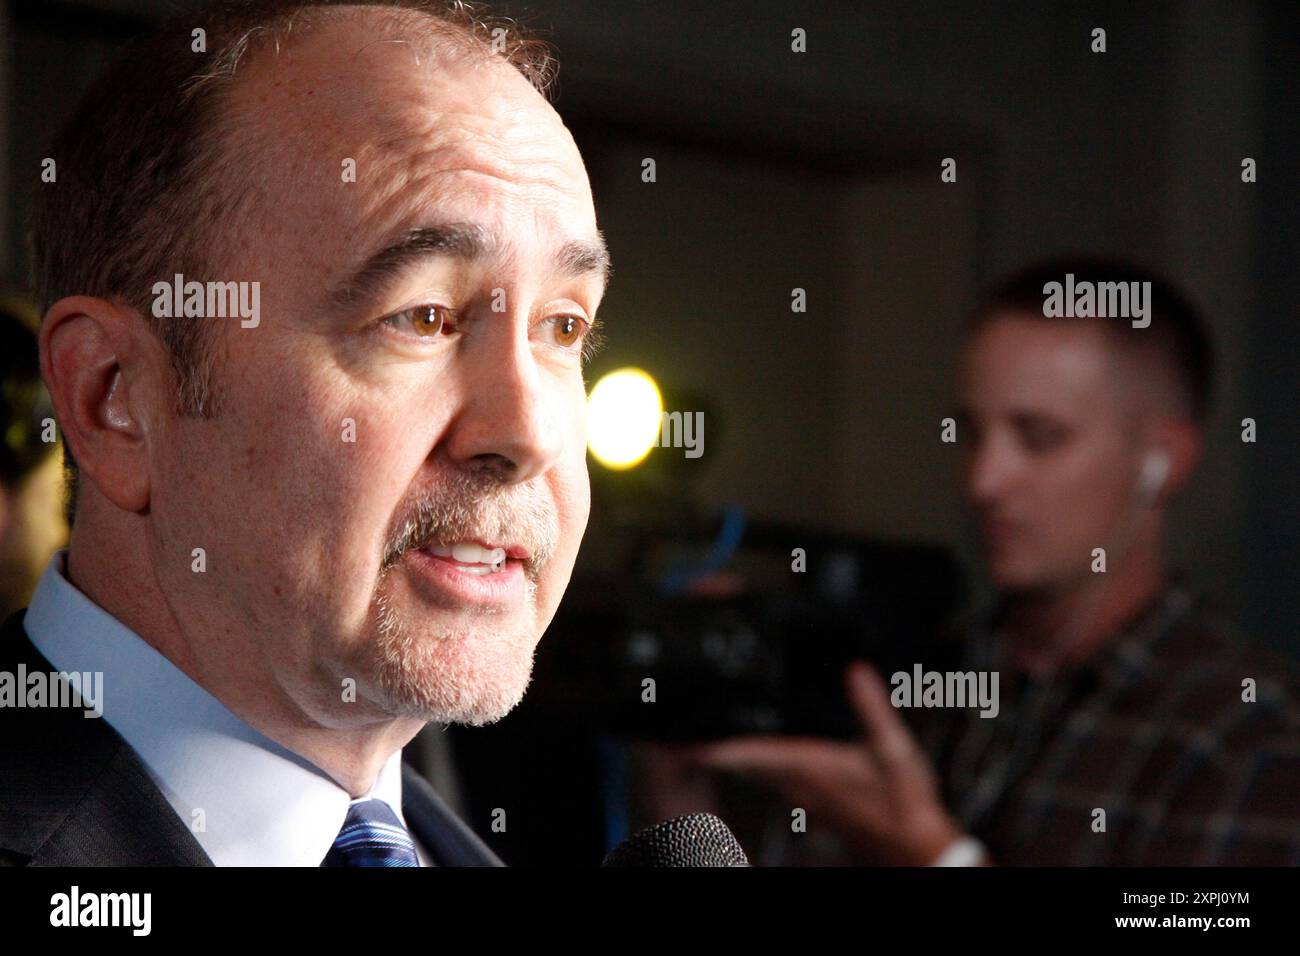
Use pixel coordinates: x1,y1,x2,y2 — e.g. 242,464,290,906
367,607,541,725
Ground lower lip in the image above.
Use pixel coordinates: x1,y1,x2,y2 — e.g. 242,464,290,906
402,548,527,606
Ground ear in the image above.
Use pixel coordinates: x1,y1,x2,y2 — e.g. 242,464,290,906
1144,417,1203,503
38,296,156,515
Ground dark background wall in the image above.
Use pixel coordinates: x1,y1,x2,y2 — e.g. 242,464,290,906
2,0,1295,651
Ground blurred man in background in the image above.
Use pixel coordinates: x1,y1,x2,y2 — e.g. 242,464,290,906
681,259,1300,865
0,296,68,618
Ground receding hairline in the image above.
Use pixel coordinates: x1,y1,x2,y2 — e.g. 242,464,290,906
172,2,562,357
184,2,554,107
185,2,562,255
28,0,561,527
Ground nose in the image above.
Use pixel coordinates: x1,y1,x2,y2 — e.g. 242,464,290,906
442,309,564,485
964,434,1017,510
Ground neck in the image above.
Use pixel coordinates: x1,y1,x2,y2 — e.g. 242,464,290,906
1001,551,1166,675
65,513,421,798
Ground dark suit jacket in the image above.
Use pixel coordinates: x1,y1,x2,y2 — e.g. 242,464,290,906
0,610,503,866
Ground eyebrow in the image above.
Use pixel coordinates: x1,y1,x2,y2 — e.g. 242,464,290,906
329,221,613,310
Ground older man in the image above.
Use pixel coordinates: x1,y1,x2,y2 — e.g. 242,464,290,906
1,0,609,866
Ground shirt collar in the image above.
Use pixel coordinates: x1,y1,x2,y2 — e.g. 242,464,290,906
978,579,1197,687
23,549,411,866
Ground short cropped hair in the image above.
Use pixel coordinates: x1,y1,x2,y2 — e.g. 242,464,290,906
968,257,1214,425
27,0,556,526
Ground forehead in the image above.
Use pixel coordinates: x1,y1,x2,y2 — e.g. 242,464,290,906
960,313,1123,415
219,12,595,281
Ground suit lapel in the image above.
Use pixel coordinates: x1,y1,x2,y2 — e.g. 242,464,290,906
4,610,496,867
1,611,213,865
401,763,504,867
30,743,214,866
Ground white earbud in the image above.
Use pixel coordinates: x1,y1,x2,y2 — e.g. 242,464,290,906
1135,451,1171,506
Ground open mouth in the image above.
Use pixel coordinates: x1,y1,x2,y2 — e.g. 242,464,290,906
417,540,528,576
400,538,534,607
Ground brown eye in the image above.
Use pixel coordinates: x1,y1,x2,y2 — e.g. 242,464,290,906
411,305,445,336
554,315,584,348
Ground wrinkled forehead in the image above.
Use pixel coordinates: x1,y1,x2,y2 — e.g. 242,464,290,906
214,12,594,288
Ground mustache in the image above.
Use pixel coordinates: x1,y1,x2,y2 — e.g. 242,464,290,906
380,470,559,580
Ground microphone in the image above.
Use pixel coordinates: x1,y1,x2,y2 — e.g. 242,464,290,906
601,813,750,867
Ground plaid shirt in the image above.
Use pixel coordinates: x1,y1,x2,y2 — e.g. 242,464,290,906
909,584,1300,865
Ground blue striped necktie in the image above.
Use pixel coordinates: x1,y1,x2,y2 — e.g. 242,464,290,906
323,799,420,867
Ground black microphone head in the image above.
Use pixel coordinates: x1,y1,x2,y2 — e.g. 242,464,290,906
601,813,750,867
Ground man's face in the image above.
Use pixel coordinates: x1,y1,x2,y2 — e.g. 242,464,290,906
148,16,605,726
956,314,1145,592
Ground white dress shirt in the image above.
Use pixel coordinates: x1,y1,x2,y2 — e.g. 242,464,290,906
22,549,431,866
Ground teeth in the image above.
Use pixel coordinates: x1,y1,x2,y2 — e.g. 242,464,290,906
424,541,508,571
452,542,507,567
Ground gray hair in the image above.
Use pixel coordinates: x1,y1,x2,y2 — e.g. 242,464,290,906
28,0,556,525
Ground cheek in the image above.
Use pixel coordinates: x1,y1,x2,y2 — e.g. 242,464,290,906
552,380,592,528
538,452,590,606
1043,457,1132,547
197,359,418,579
282,376,434,551
554,456,591,550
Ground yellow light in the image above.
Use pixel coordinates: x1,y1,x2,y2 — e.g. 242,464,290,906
587,367,663,470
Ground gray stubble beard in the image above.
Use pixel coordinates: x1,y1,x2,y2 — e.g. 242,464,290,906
366,561,543,725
